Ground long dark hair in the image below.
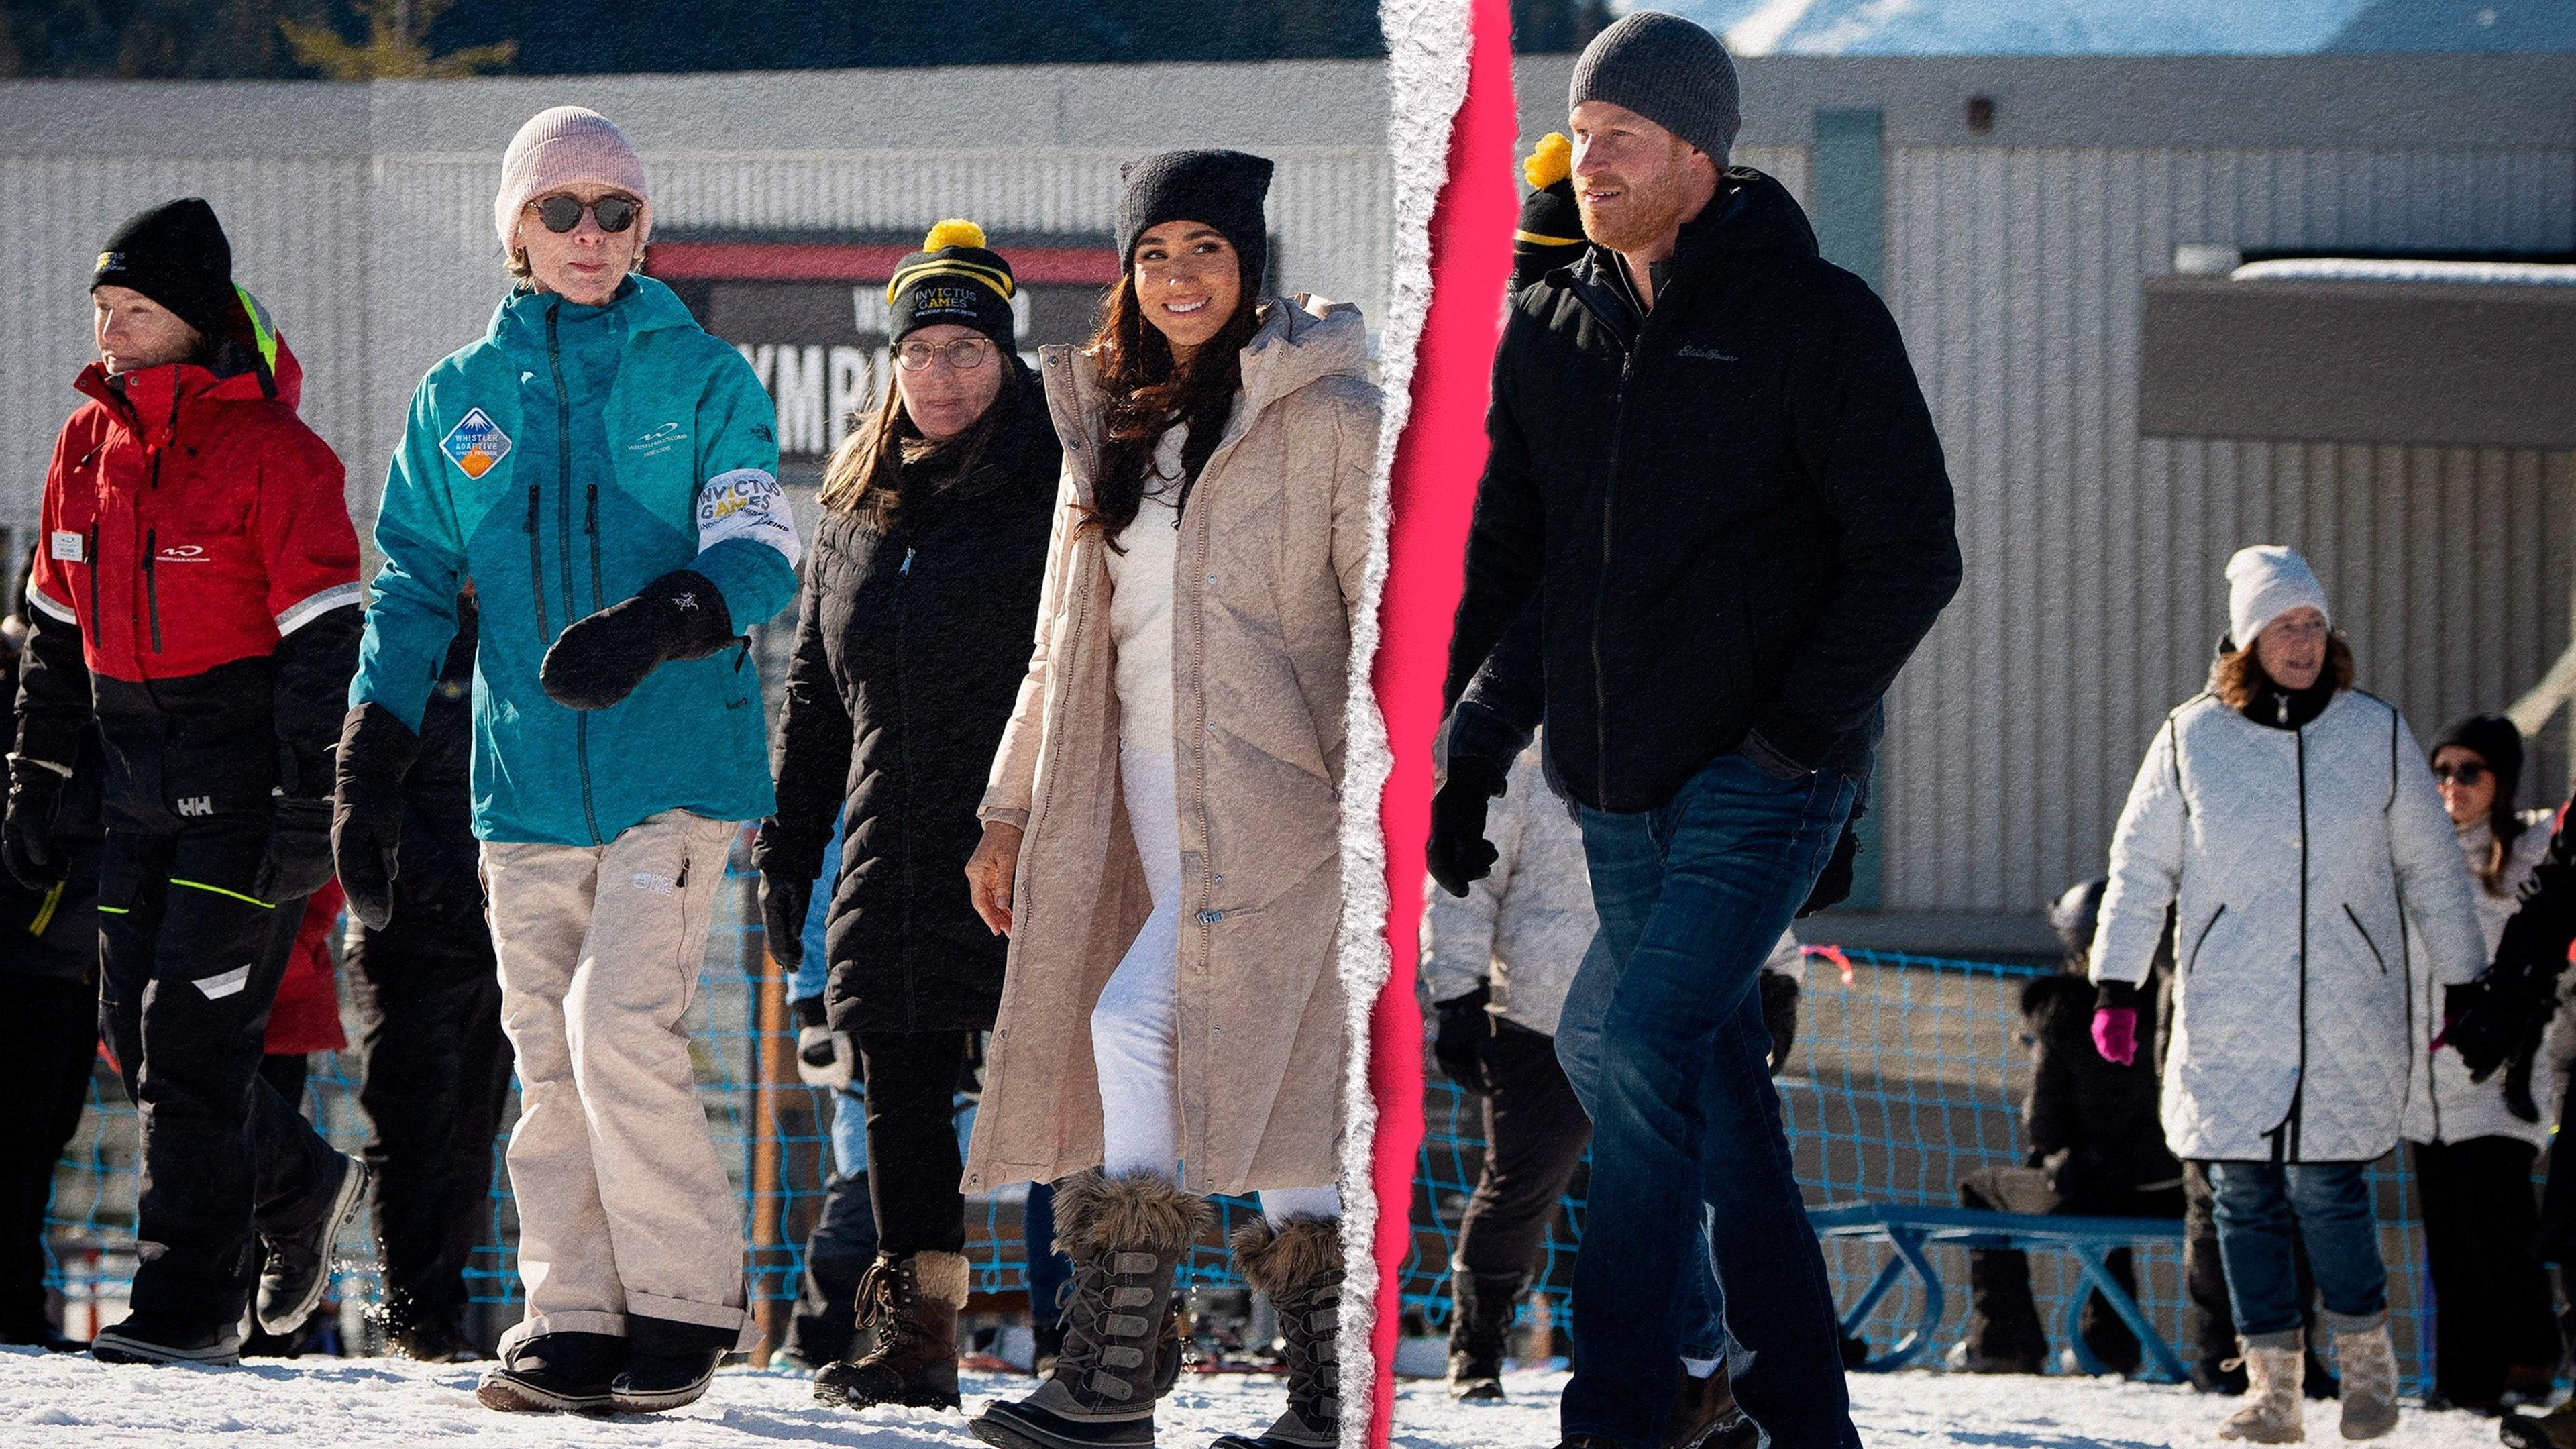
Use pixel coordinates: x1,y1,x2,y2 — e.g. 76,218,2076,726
816,363,1013,530
1079,251,1262,548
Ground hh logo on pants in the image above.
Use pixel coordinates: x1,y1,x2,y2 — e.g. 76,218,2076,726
175,796,213,818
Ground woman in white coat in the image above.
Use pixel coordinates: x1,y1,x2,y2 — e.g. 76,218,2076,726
2401,714,2560,1411
2089,546,2486,1444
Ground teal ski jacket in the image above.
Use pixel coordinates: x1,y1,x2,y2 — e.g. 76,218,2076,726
354,275,796,845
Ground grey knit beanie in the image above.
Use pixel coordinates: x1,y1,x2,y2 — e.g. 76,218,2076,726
1569,11,1741,164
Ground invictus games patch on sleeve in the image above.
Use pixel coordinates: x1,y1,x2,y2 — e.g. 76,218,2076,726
440,408,513,479
697,468,802,567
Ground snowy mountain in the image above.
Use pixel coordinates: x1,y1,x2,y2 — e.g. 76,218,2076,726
1637,0,2573,54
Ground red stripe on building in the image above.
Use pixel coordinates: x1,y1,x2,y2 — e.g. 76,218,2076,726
648,240,1121,286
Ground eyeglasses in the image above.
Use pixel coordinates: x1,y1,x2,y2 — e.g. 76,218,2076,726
895,337,996,372
531,193,640,235
2434,762,2489,786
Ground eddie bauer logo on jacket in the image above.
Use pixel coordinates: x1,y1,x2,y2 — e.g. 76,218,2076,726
439,408,513,479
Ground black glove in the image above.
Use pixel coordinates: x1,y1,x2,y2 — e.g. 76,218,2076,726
1800,818,1862,918
1426,757,1505,898
2504,1037,2543,1124
1,759,68,891
540,569,736,712
2438,977,2545,1083
1432,984,1495,1094
253,793,336,905
333,703,421,930
761,870,813,970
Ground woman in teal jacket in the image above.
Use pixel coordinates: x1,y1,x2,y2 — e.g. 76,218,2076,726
333,107,796,1416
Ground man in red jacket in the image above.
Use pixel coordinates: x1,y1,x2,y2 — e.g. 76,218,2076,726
3,199,368,1366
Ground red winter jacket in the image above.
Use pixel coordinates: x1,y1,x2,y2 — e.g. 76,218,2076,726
15,322,362,830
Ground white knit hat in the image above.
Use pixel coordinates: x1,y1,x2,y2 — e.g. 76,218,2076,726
2225,545,2330,653
494,107,651,256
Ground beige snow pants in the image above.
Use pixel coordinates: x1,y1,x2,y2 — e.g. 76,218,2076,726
482,809,755,1355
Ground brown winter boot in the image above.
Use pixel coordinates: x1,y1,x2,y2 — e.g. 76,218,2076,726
2330,1320,2398,1441
1213,1215,1343,1449
813,1250,971,1411
1664,1362,1760,1449
2219,1334,2308,1444
2502,1401,2576,1449
971,1172,1210,1449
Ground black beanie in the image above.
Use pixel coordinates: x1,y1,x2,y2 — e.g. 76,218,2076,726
1570,10,1742,164
885,219,1016,352
93,197,239,345
1116,149,1273,292
2433,714,2524,807
1513,132,1586,293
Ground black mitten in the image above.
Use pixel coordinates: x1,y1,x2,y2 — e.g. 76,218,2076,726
333,703,421,930
539,570,736,712
1426,757,1505,898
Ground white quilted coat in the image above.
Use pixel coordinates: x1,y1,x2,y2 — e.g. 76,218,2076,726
2402,814,2552,1146
2091,689,2487,1163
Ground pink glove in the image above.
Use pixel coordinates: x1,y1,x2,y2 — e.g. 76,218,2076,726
2091,1006,2138,1066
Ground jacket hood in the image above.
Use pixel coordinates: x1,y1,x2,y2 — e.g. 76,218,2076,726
1040,292,1368,502
75,331,305,425
1552,166,1818,298
486,272,702,347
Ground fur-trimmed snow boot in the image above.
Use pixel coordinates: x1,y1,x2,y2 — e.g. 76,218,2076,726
971,1171,1210,1449
2219,1334,2308,1444
1447,1270,1520,1401
814,1250,970,1411
1212,1215,1343,1449
2331,1320,2398,1441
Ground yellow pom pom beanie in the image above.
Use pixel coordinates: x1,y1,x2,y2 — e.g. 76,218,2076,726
884,217,1018,349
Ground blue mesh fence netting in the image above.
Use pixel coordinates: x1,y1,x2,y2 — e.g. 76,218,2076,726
1399,945,2453,1393
42,910,2452,1386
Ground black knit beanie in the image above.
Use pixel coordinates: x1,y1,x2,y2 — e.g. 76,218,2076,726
1513,133,1586,292
885,219,1017,352
93,197,239,344
1570,10,1742,164
1116,149,1273,291
2433,714,2523,808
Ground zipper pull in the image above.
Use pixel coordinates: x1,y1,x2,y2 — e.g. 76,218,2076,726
586,483,598,535
900,547,915,576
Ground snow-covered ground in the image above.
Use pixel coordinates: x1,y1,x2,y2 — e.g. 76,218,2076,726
0,1347,2518,1448
1391,1366,2512,1449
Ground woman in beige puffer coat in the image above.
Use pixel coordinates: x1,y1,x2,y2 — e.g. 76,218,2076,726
963,151,1378,1449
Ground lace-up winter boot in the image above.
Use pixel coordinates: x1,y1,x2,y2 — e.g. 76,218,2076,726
2219,1334,2308,1444
971,1172,1209,1449
1212,1216,1343,1449
814,1250,970,1411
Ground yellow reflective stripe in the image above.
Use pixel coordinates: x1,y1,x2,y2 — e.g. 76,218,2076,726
169,877,274,910
1513,229,1585,248
27,881,63,936
234,284,280,375
97,905,130,915
883,258,1016,304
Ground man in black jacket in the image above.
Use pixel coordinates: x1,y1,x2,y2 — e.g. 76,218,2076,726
1429,15,1960,1448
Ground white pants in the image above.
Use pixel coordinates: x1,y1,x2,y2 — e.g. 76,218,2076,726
1092,745,1339,1227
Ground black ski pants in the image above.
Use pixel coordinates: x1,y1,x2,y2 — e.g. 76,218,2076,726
0,971,101,1338
97,822,340,1331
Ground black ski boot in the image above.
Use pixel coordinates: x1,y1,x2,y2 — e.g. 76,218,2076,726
1446,1270,1521,1401
91,1313,242,1366
476,1330,624,1412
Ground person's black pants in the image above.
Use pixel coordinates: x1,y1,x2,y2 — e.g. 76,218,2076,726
857,1031,972,1256
2412,1136,2561,1407
785,1166,881,1366
0,973,101,1338
1957,1166,2182,1374
97,824,342,1332
347,926,512,1336
1456,1019,1591,1282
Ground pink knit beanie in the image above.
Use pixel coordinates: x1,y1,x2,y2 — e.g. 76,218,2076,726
494,106,651,256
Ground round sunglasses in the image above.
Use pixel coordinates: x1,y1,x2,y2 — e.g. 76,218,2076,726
531,193,640,235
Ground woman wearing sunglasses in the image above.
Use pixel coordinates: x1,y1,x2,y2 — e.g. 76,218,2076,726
2396,714,2563,1413
2089,546,2485,1443
751,219,1060,1415
963,149,1377,1449
338,106,797,1415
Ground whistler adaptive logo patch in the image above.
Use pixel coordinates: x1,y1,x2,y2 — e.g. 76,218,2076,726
439,408,513,479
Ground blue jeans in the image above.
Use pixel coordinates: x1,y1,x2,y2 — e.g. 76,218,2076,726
1558,750,1860,1449
1559,930,1743,1376
2205,1161,2388,1343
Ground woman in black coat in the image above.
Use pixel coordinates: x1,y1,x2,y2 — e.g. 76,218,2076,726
753,220,1058,1415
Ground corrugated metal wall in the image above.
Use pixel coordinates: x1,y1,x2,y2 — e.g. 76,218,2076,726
1879,144,2576,915
0,66,1393,545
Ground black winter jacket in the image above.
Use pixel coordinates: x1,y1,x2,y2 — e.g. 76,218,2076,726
755,366,1059,1035
1444,168,1962,811
350,604,488,973
2020,973,2180,1204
